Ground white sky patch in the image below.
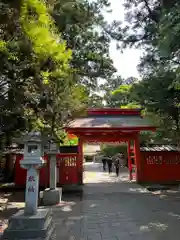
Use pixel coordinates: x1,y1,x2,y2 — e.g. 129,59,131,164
103,0,142,79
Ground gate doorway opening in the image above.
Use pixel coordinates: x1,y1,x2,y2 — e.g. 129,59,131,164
65,108,156,184
83,140,136,182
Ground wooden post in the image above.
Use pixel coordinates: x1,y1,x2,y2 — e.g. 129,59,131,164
133,134,141,182
127,140,132,181
78,138,83,185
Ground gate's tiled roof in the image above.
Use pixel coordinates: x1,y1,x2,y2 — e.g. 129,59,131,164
140,146,180,152
67,115,154,129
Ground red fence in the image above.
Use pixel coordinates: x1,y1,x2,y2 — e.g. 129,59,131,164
14,150,180,186
56,153,79,185
15,153,80,187
140,151,180,183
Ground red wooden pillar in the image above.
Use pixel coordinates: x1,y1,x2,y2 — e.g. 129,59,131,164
133,134,141,182
127,140,133,181
77,138,83,185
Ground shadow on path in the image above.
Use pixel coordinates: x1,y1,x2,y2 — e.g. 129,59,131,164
50,162,180,240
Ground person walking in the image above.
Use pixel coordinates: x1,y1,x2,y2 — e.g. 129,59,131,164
102,157,107,171
114,156,120,177
107,156,113,174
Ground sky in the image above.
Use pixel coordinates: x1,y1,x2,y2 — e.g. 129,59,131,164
104,0,142,79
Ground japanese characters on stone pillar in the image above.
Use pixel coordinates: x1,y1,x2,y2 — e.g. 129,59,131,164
20,132,45,215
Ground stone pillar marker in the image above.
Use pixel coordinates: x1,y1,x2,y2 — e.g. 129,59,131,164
3,132,55,240
43,142,62,205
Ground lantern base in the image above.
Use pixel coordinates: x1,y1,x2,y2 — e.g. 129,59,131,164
2,208,55,240
43,188,62,206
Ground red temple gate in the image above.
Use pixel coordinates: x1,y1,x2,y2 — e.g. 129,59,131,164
65,108,156,183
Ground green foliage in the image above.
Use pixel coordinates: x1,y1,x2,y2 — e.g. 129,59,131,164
2,0,180,148
53,0,117,91
120,103,141,109
109,84,131,107
21,0,72,83
0,0,88,146
104,82,140,108
88,94,104,108
0,40,7,52
105,0,180,145
0,0,121,146
112,84,132,95
101,144,127,158
63,137,79,146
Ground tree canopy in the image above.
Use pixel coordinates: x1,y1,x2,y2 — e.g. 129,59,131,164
102,0,180,145
1,0,180,147
0,0,87,145
0,0,123,146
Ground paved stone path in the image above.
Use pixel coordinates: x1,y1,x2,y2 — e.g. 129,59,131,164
2,162,180,239
52,162,180,239
83,162,131,184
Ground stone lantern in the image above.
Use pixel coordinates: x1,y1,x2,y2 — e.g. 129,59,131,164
21,132,45,215
3,132,55,240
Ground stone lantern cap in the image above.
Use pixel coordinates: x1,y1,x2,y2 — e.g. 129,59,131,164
22,132,61,155
20,132,46,165
23,132,45,143
48,141,60,155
